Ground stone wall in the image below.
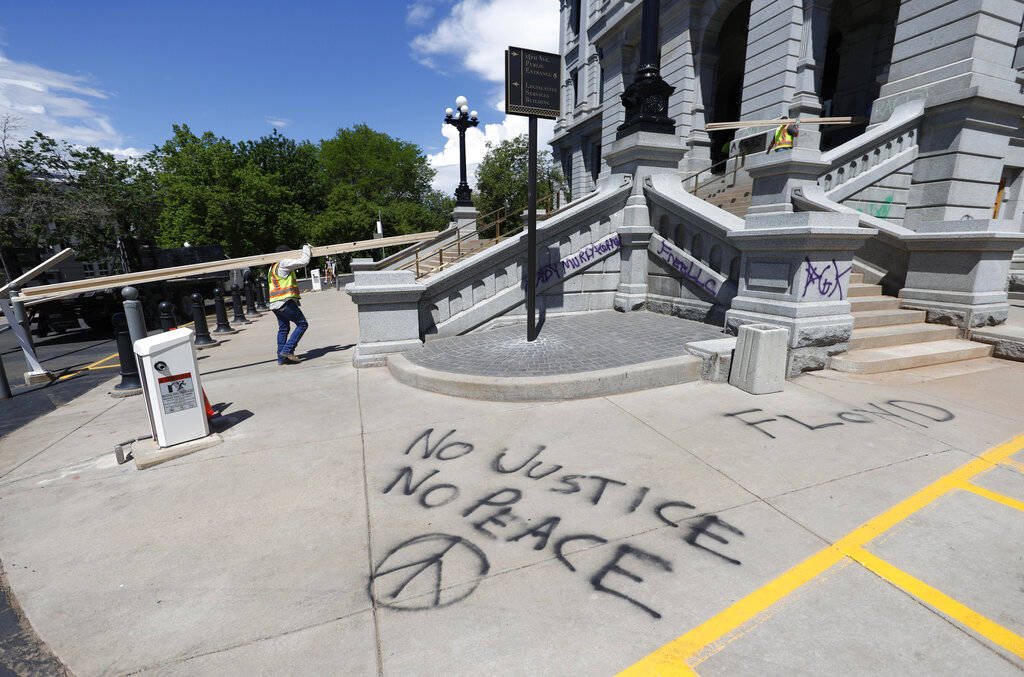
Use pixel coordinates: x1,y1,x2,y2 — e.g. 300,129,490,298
417,177,633,339
646,206,741,323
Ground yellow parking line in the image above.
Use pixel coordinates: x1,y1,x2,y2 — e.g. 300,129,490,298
956,482,1024,513
51,320,205,383
847,547,1024,660
618,547,845,676
618,432,1024,675
56,352,118,381
999,459,1024,475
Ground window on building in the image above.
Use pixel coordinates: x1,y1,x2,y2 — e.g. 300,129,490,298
571,69,580,108
572,0,582,36
561,152,573,198
81,261,114,278
590,142,601,184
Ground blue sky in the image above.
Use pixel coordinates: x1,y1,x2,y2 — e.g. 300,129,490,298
0,0,558,192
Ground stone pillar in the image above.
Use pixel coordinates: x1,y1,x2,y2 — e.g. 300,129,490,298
871,0,1024,328
452,205,480,238
604,132,687,313
736,0,804,142
684,47,715,172
727,148,874,376
899,221,1024,330
788,0,832,151
346,270,425,368
614,191,655,312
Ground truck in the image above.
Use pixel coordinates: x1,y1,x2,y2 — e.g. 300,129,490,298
7,242,236,337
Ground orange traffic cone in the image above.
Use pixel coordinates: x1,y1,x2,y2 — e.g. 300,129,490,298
202,390,215,419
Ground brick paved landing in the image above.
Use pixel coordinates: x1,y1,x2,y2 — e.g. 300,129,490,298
406,311,726,377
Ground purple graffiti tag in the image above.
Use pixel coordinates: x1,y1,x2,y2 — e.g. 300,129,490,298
536,234,621,285
802,258,852,300
653,238,721,296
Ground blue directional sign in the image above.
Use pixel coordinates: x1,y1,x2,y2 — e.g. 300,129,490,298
505,46,561,119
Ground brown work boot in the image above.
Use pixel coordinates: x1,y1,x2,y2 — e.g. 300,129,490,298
279,353,301,364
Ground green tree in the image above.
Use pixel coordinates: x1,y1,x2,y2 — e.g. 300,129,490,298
473,135,563,231
154,125,326,256
312,124,451,245
153,125,244,252
0,121,162,269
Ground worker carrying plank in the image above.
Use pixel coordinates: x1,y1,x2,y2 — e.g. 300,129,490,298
767,121,798,152
704,116,865,154
268,244,311,364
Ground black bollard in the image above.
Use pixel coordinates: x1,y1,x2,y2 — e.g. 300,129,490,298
231,284,248,323
255,275,268,310
211,286,234,334
190,293,218,346
243,271,260,318
111,312,142,395
158,301,177,332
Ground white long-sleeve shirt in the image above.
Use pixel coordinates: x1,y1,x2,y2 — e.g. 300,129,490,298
269,244,311,310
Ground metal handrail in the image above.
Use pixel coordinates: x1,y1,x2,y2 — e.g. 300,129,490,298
397,199,521,275
405,192,566,278
682,152,747,194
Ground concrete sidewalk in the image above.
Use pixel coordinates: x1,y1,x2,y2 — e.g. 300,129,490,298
0,290,1022,675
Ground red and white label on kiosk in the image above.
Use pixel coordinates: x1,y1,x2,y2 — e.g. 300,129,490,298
134,328,210,448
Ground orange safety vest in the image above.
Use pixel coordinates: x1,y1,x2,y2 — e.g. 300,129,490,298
268,263,300,305
771,123,795,151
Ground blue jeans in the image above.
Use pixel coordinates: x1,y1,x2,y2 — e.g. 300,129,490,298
273,300,308,360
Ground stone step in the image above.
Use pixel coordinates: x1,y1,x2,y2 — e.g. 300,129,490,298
850,272,864,284
852,308,926,328
848,283,883,297
849,323,958,350
415,240,497,276
849,296,900,312
828,339,993,374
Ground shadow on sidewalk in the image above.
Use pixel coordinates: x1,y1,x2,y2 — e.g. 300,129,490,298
298,344,354,360
209,405,254,434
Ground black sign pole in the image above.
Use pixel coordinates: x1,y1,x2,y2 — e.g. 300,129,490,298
526,115,538,342
505,45,559,342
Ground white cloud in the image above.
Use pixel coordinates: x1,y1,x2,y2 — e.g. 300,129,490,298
266,116,292,128
414,0,559,191
432,161,478,195
406,1,436,26
100,146,145,159
411,0,558,83
0,49,125,148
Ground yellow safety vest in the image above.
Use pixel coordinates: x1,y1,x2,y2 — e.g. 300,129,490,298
772,124,794,151
268,263,300,305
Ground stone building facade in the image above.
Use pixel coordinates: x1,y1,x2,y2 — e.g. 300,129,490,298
553,1,1024,213
349,0,1024,378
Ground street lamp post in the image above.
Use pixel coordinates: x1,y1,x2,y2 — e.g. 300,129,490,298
444,96,480,207
616,0,675,139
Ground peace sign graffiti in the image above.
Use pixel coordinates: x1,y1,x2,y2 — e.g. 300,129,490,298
368,533,490,611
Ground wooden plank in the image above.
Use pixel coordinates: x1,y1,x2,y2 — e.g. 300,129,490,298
0,248,75,297
704,116,865,131
15,232,438,301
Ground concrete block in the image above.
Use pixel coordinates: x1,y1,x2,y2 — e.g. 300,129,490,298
686,337,737,382
349,258,376,273
729,323,788,395
346,270,425,367
132,433,224,470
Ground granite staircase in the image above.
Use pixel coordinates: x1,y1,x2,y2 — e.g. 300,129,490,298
407,237,495,277
828,273,993,373
704,179,753,218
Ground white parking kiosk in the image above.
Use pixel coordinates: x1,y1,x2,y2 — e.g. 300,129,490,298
134,328,210,448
